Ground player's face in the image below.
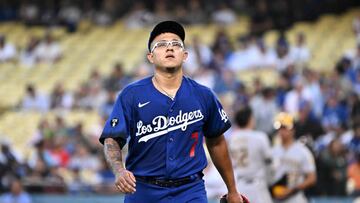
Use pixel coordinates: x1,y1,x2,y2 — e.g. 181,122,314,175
147,33,188,72
278,127,293,142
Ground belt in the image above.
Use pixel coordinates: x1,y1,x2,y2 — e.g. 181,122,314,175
135,172,203,188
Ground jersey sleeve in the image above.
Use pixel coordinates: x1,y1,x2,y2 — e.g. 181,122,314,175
301,146,316,173
203,90,231,138
99,91,132,149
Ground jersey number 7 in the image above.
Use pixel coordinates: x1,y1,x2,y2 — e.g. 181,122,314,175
190,132,199,157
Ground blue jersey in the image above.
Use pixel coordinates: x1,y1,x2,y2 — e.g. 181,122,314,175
99,76,231,179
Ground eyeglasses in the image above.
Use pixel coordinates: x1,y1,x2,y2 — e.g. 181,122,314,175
151,40,184,53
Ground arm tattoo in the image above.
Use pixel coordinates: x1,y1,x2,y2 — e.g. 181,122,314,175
104,138,124,176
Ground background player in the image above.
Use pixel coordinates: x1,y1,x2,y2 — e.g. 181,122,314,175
99,21,246,203
271,112,317,203
228,106,273,203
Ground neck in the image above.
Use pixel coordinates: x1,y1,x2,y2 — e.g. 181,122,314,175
282,138,294,148
152,68,183,99
238,124,253,130
154,68,183,90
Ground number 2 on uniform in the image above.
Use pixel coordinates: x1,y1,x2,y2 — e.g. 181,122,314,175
190,132,199,157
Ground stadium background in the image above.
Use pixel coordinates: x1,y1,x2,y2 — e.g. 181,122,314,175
0,0,360,202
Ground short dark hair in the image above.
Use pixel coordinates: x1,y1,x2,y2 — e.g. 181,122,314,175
235,106,252,128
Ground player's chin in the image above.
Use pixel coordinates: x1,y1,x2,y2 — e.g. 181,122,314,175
162,60,181,66
165,66,180,73
161,62,182,71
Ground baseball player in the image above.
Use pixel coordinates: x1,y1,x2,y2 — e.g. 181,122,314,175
99,21,246,203
271,112,316,203
228,106,273,203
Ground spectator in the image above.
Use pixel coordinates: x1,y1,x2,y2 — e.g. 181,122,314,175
28,139,57,170
58,1,81,32
318,139,347,196
335,57,356,92
93,10,113,26
193,67,216,89
49,136,70,168
173,4,188,25
87,70,103,90
152,0,170,23
35,33,62,63
86,72,107,110
0,179,32,203
353,16,360,42
212,29,233,59
0,35,16,62
19,36,39,68
50,83,73,110
322,96,348,132
0,140,21,174
227,35,255,71
38,2,57,26
68,123,96,153
250,87,279,134
103,63,130,92
124,2,153,29
184,35,213,76
212,3,237,25
100,90,117,118
352,43,360,70
250,0,273,36
186,0,207,24
68,144,100,172
21,84,50,112
353,71,360,95
349,122,360,158
73,83,92,109
269,0,292,31
233,83,249,110
290,32,311,65
251,38,276,69
213,69,239,94
348,152,360,197
44,167,66,193
275,72,292,109
302,69,324,117
275,36,294,71
294,101,324,141
284,77,306,116
53,116,69,137
19,2,39,26
349,93,360,122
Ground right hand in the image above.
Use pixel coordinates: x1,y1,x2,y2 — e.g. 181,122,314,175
114,168,136,194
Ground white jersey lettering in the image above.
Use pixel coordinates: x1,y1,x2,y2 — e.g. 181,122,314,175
136,110,204,142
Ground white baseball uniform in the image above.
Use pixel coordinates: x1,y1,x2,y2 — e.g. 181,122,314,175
228,129,273,203
272,142,316,203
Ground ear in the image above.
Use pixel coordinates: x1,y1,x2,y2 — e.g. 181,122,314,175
182,50,188,62
147,52,154,64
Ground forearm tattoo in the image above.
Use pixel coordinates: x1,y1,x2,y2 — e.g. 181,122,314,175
104,138,124,175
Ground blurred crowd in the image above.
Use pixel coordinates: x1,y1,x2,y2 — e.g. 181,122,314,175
0,32,62,68
0,0,358,31
1,0,360,201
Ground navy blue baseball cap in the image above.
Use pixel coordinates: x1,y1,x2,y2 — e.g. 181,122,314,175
148,21,185,52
